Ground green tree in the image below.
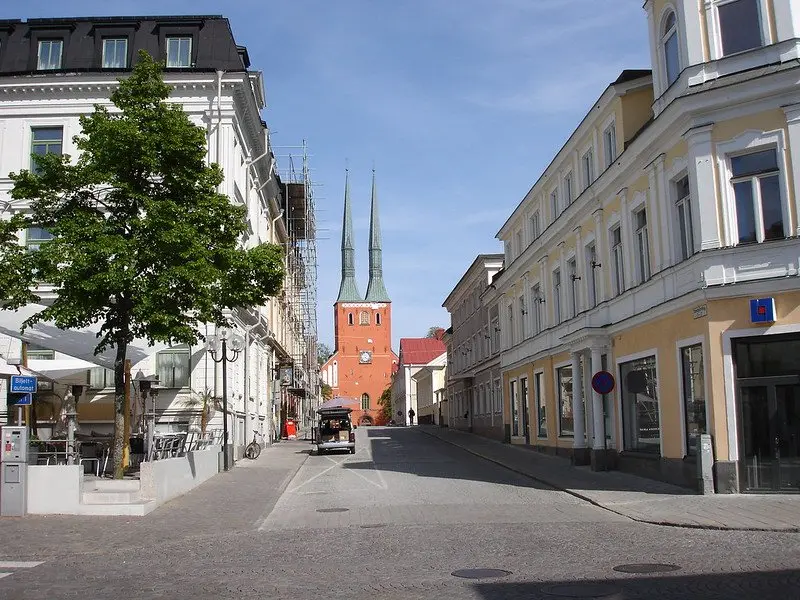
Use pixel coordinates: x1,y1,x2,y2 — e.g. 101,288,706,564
377,383,393,424
1,52,285,478
317,342,333,365
426,326,445,339
321,382,333,402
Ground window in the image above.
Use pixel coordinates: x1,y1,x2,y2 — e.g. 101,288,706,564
620,355,660,453
662,11,680,86
102,38,128,68
586,243,598,308
166,36,192,67
731,148,783,244
361,393,370,410
531,211,541,241
634,209,651,283
518,295,526,340
348,313,354,325
603,123,617,168
25,226,54,251
157,346,190,388
568,258,578,318
553,269,562,324
557,365,574,436
680,344,706,457
31,126,63,172
37,40,63,70
610,225,624,296
675,176,695,260
582,148,594,189
510,379,519,436
564,172,574,205
90,367,115,389
520,377,529,437
376,313,382,325
535,372,546,437
26,343,54,361
718,0,763,56
532,284,542,335
516,229,523,256
359,311,369,325
550,189,559,220
507,305,514,347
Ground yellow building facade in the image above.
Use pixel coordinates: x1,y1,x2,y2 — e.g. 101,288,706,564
492,0,800,493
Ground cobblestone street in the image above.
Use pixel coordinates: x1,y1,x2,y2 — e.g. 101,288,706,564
1,427,799,599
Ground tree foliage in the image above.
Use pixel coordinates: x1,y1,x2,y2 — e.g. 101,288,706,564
426,326,445,339
377,383,393,423
1,52,285,477
321,382,333,402
317,342,333,365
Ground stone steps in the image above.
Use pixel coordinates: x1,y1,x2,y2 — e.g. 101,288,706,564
79,476,156,516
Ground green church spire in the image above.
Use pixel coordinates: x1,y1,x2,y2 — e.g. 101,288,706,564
364,170,391,302
336,170,363,303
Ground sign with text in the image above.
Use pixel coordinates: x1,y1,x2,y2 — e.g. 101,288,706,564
10,375,37,394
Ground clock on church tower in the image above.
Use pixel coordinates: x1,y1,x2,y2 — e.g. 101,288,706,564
359,350,372,364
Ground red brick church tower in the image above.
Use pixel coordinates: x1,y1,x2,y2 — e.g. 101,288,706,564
320,171,398,425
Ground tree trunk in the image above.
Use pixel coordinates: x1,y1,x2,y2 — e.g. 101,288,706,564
113,339,128,479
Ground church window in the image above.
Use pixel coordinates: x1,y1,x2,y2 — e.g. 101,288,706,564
348,313,354,325
376,313,382,325
360,311,370,325
361,393,370,410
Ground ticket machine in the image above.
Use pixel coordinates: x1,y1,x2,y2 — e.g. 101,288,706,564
1,426,28,516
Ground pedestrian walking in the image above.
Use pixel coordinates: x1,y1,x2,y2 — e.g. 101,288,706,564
408,408,415,425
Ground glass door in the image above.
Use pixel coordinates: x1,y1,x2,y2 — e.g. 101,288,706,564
739,378,800,492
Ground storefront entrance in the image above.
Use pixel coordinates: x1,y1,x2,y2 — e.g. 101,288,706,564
735,335,800,493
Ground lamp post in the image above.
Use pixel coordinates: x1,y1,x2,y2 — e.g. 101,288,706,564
206,327,244,471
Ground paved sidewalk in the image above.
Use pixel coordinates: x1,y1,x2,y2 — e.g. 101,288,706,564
419,425,800,532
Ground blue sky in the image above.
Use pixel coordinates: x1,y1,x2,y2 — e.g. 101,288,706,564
2,1,651,352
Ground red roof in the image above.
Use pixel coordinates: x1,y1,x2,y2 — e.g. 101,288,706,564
399,338,446,366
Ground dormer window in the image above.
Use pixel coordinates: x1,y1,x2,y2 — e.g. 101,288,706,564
37,40,63,70
662,11,680,86
166,36,192,67
718,0,763,56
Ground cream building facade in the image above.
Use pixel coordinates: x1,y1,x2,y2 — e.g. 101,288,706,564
411,352,446,425
490,0,800,493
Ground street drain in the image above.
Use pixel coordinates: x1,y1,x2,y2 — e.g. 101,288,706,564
451,569,512,579
613,563,681,574
316,508,349,513
540,583,623,598
360,523,388,529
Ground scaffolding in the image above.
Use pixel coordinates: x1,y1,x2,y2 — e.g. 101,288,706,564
275,140,320,425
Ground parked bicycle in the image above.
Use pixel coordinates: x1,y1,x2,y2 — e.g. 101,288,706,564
244,430,262,460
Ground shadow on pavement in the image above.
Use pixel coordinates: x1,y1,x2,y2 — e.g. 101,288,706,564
356,427,692,496
471,568,800,600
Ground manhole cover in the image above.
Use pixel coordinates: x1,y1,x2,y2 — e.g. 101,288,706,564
451,569,512,579
541,583,622,598
316,508,349,513
360,523,388,529
613,563,681,574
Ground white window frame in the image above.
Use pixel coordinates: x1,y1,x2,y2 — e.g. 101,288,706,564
552,268,562,324
632,206,651,284
550,188,559,221
553,359,573,438
102,37,128,69
615,348,663,456
675,335,710,458
660,8,681,88
673,173,695,261
582,147,595,190
707,0,769,60
603,122,617,168
166,36,192,68
585,242,598,309
518,294,527,341
609,223,624,297
531,210,541,241
534,369,547,439
716,129,791,246
567,255,578,318
509,377,521,438
531,282,543,335
37,39,63,70
564,171,574,206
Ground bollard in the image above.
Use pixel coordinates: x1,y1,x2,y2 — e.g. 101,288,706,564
697,433,715,494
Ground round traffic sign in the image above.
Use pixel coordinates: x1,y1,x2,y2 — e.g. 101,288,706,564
591,370,615,395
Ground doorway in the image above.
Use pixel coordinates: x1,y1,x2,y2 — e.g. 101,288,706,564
734,334,800,492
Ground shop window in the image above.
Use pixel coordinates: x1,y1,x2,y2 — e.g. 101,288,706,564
681,344,706,456
620,355,660,454
510,379,519,436
557,365,574,436
535,372,547,438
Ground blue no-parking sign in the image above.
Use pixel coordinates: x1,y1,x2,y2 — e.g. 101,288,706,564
591,371,615,395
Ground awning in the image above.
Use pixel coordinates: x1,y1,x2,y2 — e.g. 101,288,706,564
27,357,97,381
0,303,169,369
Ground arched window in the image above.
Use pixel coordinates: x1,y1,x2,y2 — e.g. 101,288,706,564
348,312,354,325
361,393,370,410
359,310,369,325
662,10,680,87
376,313,382,325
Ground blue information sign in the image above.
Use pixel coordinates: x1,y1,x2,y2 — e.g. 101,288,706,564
10,375,37,394
15,393,32,406
591,371,615,395
750,298,776,324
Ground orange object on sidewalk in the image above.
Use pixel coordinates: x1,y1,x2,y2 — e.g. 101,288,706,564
283,418,297,440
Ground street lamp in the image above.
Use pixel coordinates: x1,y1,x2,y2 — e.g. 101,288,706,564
206,326,244,471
